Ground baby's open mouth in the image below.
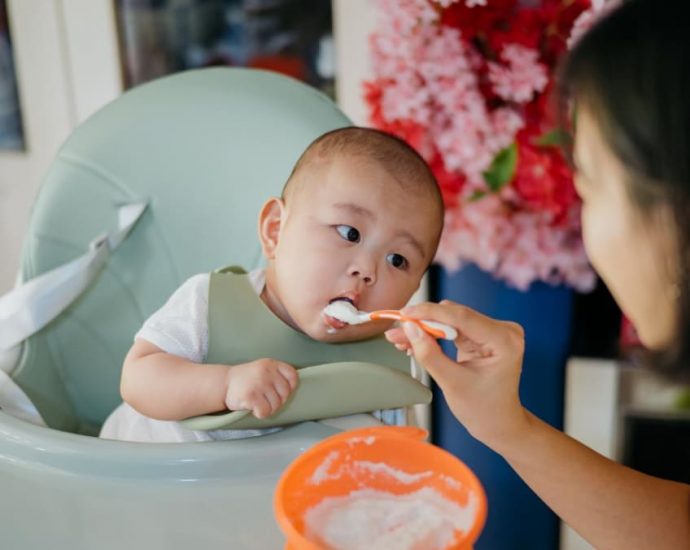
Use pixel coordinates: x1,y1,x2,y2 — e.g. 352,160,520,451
330,297,355,307
323,297,356,330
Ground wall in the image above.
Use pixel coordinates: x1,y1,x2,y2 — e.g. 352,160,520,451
0,0,121,293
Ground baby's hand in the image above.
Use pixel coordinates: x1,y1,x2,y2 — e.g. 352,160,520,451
224,359,298,419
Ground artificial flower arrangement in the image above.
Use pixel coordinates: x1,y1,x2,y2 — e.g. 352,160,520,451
365,0,613,291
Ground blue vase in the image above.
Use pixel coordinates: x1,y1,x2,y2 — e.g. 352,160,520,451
431,263,574,550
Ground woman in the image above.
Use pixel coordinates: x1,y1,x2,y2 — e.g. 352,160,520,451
386,0,690,547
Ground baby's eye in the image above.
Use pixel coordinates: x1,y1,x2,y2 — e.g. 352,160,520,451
336,225,360,243
386,253,408,270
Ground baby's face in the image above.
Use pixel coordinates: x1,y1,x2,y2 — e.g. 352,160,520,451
262,156,441,342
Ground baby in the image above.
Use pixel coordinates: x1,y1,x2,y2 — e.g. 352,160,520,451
100,127,444,442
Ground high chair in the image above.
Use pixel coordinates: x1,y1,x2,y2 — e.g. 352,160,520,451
0,68,430,549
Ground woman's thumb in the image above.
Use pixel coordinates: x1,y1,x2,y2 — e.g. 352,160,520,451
402,322,453,380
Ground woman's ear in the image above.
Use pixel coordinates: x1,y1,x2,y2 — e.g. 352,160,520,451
258,197,285,259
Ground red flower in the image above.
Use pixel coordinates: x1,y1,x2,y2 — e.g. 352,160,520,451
486,8,545,53
440,0,520,48
538,0,591,63
429,155,466,209
513,129,578,224
523,80,560,134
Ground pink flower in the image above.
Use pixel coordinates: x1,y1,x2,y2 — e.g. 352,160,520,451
433,0,460,7
488,44,549,103
366,0,597,291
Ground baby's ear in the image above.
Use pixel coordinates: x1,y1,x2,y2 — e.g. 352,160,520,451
258,197,285,259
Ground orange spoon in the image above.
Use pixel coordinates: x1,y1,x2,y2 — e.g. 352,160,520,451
323,301,457,340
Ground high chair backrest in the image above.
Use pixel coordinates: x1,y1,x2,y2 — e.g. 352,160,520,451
11,68,350,433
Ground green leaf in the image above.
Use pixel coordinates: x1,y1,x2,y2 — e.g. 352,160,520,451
468,190,487,202
534,127,569,148
482,142,517,192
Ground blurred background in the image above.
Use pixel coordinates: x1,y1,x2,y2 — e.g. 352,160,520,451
0,2,688,549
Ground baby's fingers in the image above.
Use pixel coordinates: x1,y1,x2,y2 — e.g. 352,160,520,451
278,363,299,390
251,394,273,419
262,388,283,416
273,376,294,403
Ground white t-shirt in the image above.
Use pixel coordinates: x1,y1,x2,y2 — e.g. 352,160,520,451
99,270,400,442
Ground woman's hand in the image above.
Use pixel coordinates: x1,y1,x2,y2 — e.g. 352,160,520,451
224,359,298,419
386,300,529,450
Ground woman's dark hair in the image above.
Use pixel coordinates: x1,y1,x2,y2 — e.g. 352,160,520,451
558,0,690,380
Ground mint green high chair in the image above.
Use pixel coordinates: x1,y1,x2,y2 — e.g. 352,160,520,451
0,68,430,549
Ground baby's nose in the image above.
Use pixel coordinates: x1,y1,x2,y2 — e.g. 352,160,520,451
348,263,376,285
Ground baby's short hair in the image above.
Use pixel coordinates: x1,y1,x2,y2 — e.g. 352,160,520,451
282,127,444,221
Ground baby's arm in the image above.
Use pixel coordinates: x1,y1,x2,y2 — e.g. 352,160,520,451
120,338,298,420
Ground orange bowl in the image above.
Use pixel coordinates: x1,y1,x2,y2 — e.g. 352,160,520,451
274,426,487,550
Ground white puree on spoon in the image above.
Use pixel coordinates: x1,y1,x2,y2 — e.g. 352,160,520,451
322,301,363,325
305,486,477,550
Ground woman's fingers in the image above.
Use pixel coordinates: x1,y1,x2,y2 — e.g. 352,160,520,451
385,327,407,344
385,328,412,353
402,301,522,354
390,301,527,449
401,322,466,384
402,301,492,339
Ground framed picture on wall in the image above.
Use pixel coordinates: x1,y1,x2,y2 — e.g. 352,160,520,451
114,0,335,98
0,0,24,151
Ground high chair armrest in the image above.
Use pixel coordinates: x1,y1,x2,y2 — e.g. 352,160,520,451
180,361,432,431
